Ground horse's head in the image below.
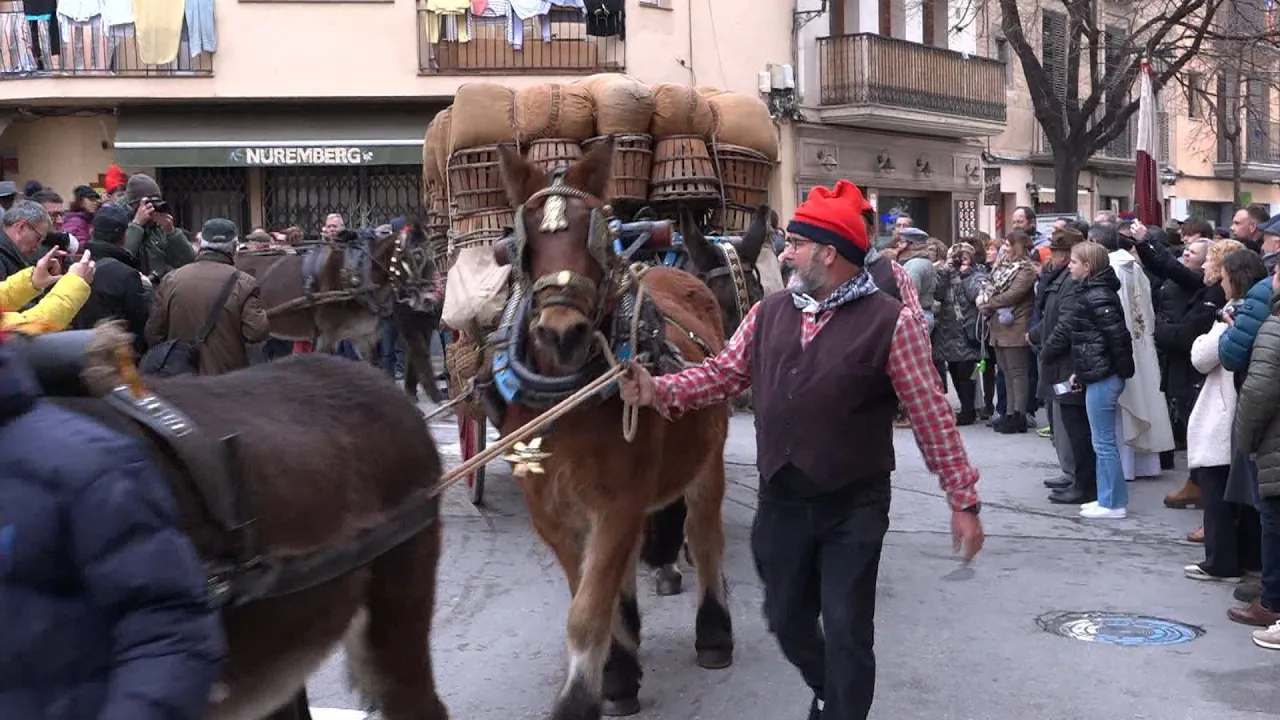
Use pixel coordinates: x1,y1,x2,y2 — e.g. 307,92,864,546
679,204,768,336
498,137,617,376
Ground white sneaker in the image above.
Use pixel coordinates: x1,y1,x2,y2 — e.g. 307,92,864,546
1253,620,1280,650
1080,505,1127,519
1183,564,1243,583
1080,500,1099,510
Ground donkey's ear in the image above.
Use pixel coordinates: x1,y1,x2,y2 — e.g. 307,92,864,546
497,143,545,206
736,204,771,265
679,206,720,274
567,136,614,200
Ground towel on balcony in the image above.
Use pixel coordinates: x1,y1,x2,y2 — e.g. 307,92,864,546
133,0,184,64
100,0,133,27
425,0,471,43
185,0,215,56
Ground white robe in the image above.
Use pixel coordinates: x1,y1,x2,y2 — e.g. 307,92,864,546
1108,250,1176,478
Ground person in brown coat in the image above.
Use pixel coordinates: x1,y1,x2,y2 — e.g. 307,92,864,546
978,229,1039,434
145,218,270,375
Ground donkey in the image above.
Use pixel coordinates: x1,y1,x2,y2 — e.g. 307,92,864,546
56,327,449,720
392,220,447,403
236,230,400,361
494,138,734,719
636,207,769,597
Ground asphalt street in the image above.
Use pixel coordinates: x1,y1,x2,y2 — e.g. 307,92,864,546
303,405,1280,720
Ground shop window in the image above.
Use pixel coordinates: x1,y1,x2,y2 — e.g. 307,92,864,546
154,167,250,234
263,165,424,239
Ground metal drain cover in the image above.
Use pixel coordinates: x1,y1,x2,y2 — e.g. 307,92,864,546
1037,611,1205,646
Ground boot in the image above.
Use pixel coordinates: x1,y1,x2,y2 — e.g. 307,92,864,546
1164,478,1202,509
995,411,1027,434
956,408,977,426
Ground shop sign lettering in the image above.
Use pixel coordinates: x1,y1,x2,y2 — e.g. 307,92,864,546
228,147,376,166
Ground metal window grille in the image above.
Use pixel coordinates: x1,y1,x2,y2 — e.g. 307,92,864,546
263,165,424,238
153,167,250,233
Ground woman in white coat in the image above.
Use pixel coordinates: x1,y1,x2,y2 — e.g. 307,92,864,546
1185,249,1269,583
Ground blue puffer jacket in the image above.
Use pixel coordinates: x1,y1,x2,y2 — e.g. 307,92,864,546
1220,276,1275,372
0,347,225,719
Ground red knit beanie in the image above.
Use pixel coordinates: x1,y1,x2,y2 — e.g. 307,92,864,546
105,164,127,194
786,179,871,266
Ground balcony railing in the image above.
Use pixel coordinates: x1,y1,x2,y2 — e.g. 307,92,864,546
417,8,623,75
816,33,1006,123
1216,119,1280,166
0,10,212,77
1035,111,1171,165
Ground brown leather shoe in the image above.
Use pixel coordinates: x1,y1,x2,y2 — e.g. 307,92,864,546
1186,525,1205,543
1164,478,1202,509
1228,598,1280,627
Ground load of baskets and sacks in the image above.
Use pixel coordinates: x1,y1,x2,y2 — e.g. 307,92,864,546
420,74,780,503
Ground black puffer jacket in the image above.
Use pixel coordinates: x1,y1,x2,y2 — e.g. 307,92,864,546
1066,267,1135,384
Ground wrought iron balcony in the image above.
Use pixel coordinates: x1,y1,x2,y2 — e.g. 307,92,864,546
417,8,623,75
1214,118,1280,182
0,10,213,78
814,33,1007,138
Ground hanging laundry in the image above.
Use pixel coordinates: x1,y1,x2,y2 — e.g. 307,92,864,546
57,0,102,23
584,0,623,39
133,0,185,65
471,0,487,12
99,0,133,28
184,0,216,56
424,0,471,43
24,0,61,61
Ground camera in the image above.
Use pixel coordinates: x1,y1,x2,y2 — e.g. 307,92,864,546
145,196,171,214
44,231,71,251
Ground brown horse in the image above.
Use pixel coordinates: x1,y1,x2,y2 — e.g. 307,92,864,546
494,138,734,720
236,230,400,360
55,327,449,720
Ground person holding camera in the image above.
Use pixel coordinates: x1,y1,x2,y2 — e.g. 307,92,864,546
931,240,986,425
0,244,95,333
118,173,195,284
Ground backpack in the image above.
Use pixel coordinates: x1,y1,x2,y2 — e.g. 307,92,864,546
139,269,241,377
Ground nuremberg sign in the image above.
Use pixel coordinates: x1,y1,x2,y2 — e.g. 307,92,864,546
229,147,377,166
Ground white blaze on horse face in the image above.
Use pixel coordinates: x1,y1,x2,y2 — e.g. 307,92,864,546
540,195,570,233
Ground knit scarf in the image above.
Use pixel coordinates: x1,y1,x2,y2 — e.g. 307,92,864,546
986,257,1034,297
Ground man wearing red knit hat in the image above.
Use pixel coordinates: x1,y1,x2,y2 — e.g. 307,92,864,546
621,179,984,720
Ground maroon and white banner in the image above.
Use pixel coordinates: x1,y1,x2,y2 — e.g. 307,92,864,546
1134,62,1163,226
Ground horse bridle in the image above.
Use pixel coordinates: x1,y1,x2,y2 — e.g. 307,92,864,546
701,240,761,331
509,169,619,326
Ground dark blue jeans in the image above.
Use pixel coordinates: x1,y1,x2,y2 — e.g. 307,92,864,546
1250,476,1280,610
379,316,404,377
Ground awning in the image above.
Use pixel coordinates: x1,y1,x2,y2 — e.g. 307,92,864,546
112,108,433,168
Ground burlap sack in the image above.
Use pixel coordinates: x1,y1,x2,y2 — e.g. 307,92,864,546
708,93,778,160
442,245,512,333
649,83,715,138
423,111,446,187
450,84,516,153
514,83,596,143
577,73,655,135
433,107,453,179
696,85,726,99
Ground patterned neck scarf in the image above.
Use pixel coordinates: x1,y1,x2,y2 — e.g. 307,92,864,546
790,249,881,314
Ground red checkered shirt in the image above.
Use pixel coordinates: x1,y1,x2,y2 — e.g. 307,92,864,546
653,291,980,512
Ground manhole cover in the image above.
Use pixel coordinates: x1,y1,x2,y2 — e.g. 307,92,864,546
1037,611,1205,646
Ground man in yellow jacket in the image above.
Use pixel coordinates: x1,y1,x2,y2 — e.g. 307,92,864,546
1,247,95,334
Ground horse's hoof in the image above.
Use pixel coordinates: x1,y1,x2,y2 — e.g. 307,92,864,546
602,698,641,717
695,648,733,670
654,570,682,597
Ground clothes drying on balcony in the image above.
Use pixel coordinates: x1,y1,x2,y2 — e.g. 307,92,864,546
584,0,622,39
424,0,472,43
23,0,61,57
133,0,185,65
184,0,216,56
58,0,102,23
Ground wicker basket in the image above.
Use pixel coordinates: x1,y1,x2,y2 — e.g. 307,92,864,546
445,332,493,423
525,138,583,175
584,133,653,203
447,144,513,216
712,143,772,209
648,135,721,205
